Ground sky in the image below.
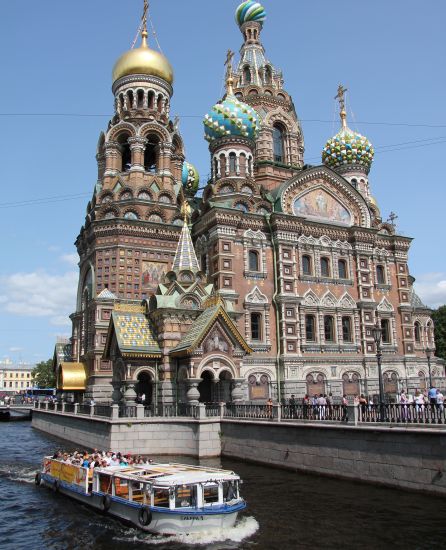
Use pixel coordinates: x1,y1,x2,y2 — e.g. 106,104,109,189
0,0,445,364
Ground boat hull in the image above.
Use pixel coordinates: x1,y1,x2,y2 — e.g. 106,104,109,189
40,474,245,535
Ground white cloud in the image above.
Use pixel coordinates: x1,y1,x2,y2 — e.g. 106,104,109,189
414,273,446,309
9,347,23,352
60,253,79,267
0,270,77,326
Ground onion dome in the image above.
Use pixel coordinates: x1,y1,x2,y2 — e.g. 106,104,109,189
203,91,261,142
323,85,374,172
182,162,200,195
322,128,374,171
112,30,174,85
235,1,267,26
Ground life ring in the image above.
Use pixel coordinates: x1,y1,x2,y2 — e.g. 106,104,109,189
35,472,41,486
52,480,60,493
138,506,152,527
101,494,112,512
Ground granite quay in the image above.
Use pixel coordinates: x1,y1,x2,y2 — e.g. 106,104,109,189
32,402,446,496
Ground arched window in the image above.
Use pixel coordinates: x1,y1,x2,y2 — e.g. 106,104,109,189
342,317,353,343
118,133,131,172
305,315,316,342
229,153,237,174
144,135,159,173
381,319,391,344
338,259,348,279
273,125,285,163
137,89,144,109
324,316,335,342
376,265,385,284
147,91,155,109
138,191,151,201
320,257,330,277
249,250,260,271
251,313,262,340
157,95,163,113
414,322,421,343
302,255,312,276
264,66,272,84
127,90,134,109
351,178,358,189
244,66,251,84
214,158,219,178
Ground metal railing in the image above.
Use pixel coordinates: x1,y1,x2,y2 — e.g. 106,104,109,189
205,404,221,417
359,403,446,424
64,403,75,413
119,405,137,418
281,404,344,421
78,404,91,415
94,405,112,418
224,404,277,420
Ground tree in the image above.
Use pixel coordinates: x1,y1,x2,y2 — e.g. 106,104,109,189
32,359,56,388
432,306,446,362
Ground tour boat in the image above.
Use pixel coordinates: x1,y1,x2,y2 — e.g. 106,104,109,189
36,458,246,535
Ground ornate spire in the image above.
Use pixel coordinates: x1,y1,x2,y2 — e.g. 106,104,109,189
172,199,200,273
225,50,235,95
335,84,348,130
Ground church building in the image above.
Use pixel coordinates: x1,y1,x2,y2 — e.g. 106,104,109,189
55,1,441,406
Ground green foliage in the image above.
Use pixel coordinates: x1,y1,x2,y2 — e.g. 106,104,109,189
432,306,446,361
32,359,56,388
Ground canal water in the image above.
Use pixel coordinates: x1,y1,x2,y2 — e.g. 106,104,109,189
1,422,446,550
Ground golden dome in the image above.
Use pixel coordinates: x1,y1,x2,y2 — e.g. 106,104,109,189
369,196,380,212
112,32,174,85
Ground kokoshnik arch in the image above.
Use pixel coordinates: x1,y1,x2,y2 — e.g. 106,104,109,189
53,1,442,406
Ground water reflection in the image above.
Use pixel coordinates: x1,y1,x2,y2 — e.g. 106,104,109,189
0,423,446,549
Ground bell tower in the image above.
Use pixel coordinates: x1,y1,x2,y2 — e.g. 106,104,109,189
232,1,305,189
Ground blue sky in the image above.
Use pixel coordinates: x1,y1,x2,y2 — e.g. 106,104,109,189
0,0,445,364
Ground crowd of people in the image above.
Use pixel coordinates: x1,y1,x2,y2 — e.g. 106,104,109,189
51,449,154,469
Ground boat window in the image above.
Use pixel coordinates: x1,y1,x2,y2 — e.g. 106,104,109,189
222,481,237,502
130,480,144,502
175,485,196,508
203,483,219,504
153,487,170,508
114,477,129,499
99,474,112,494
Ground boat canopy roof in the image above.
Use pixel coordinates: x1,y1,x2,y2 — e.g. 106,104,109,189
92,463,240,486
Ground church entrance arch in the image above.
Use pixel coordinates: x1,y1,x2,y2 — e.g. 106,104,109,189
135,371,153,406
198,370,214,403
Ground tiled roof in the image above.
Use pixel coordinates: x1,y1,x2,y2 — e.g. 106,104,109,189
111,311,161,357
411,289,429,310
170,303,252,356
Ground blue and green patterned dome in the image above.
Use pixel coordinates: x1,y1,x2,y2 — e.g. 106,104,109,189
236,1,267,26
204,94,261,142
322,127,374,171
182,162,199,195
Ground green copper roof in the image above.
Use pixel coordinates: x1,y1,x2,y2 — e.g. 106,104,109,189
170,301,252,356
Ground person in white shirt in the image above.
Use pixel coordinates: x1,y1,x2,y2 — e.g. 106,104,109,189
436,389,444,413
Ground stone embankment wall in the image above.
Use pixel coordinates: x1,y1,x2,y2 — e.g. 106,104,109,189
32,411,221,457
220,420,446,496
33,411,446,495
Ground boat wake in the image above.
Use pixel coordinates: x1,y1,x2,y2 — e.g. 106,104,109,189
0,463,37,485
115,515,259,546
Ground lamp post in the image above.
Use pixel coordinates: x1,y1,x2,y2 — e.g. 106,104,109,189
372,322,385,422
426,347,433,389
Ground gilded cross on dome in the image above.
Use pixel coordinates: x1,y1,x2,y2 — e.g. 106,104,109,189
225,50,235,94
335,84,348,129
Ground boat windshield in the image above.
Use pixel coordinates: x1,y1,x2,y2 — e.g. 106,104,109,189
222,480,238,501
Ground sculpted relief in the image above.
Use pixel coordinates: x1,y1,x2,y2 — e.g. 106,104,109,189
204,330,230,354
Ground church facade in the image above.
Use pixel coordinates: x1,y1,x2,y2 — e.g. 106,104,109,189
56,1,442,405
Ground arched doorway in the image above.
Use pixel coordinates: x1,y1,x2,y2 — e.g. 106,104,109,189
135,371,153,405
198,371,214,403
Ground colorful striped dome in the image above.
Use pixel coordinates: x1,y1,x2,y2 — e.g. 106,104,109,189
203,94,261,142
322,127,374,171
235,1,267,26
